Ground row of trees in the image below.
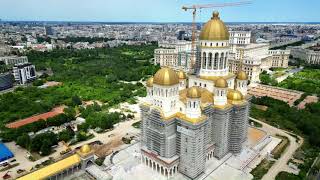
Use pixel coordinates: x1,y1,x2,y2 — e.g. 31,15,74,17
36,36,115,44
0,107,76,142
251,96,320,146
16,132,58,156
78,103,125,131
259,71,278,86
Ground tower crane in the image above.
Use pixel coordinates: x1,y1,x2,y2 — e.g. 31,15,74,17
182,1,252,73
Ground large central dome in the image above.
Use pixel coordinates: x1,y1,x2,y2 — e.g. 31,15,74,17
199,11,229,41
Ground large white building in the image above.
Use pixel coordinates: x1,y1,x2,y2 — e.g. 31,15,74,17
154,41,192,71
155,26,290,83
228,42,290,82
289,41,320,65
229,31,251,52
13,62,36,85
0,56,28,66
141,12,251,179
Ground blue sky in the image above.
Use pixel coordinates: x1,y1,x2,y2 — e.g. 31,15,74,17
0,0,319,22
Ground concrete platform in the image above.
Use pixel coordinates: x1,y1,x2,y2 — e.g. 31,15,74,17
104,127,281,180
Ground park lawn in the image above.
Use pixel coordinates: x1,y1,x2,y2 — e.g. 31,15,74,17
278,69,320,95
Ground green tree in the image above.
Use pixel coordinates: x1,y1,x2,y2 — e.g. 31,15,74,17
40,139,52,156
16,134,31,149
58,129,73,142
64,107,76,120
259,71,277,86
71,95,82,106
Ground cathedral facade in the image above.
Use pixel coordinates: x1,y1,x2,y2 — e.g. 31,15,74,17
140,12,251,179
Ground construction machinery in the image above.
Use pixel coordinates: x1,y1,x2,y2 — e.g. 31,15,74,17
60,141,72,155
182,1,252,73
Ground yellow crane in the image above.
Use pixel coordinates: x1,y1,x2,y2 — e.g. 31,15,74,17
182,1,252,73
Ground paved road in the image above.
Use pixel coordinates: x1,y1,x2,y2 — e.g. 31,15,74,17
249,117,303,180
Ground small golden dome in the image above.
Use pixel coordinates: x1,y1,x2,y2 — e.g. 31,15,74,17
153,67,179,86
215,77,228,88
227,89,243,101
199,11,229,41
177,70,187,79
237,71,248,80
146,77,153,87
187,86,201,98
80,144,91,154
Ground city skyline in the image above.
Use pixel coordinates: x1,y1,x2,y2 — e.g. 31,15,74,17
1,0,320,23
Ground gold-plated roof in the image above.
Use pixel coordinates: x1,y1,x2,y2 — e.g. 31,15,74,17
177,70,187,79
199,72,235,82
146,77,153,87
237,71,248,80
80,144,91,154
17,154,81,180
227,89,247,105
180,87,213,106
215,77,228,88
187,86,201,98
227,89,243,101
213,103,233,110
175,112,206,124
199,11,229,41
153,67,179,86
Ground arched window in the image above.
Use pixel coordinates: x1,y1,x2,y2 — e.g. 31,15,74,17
214,53,219,70
224,53,228,69
193,101,196,108
220,53,224,69
202,52,207,69
208,53,213,69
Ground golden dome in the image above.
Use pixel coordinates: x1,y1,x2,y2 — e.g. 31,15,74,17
227,89,243,101
187,86,201,98
146,77,153,87
177,70,187,79
237,71,248,80
215,77,228,88
153,67,179,86
199,11,229,41
80,144,91,154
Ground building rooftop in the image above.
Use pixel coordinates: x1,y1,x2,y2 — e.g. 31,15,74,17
243,43,269,49
0,143,14,163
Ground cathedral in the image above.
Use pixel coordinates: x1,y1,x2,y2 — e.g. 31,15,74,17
140,11,251,179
